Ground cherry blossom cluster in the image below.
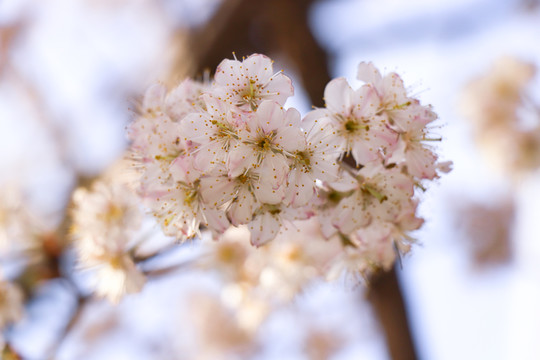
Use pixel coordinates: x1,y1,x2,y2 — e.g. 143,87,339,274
198,218,342,303
129,54,449,276
0,185,40,257
461,56,540,177
71,179,145,302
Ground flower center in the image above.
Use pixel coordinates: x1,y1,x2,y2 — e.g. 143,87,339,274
295,150,312,171
256,135,274,151
344,118,369,134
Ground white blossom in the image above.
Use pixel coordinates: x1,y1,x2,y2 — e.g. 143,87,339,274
212,53,294,110
71,180,145,303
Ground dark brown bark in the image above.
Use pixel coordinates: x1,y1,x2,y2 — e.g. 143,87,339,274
176,0,331,107
368,267,418,360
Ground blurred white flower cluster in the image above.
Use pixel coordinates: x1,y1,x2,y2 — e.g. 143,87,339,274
71,179,145,303
461,56,540,177
0,275,24,349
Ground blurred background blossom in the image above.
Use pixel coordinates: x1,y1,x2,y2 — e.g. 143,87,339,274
1,0,540,359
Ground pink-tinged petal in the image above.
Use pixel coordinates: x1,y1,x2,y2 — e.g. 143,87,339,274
258,153,290,187
244,54,274,83
352,84,381,119
282,205,312,221
381,72,408,106
193,142,223,171
405,145,438,180
351,141,380,165
180,113,212,144
302,108,330,131
193,148,214,171
169,155,200,184
139,164,169,197
256,100,285,133
202,93,230,118
227,144,257,177
371,121,399,149
143,83,167,111
311,153,340,182
324,77,353,114
328,169,358,192
390,102,436,132
262,73,294,105
351,222,396,269
249,212,281,247
275,126,305,152
386,138,407,164
355,161,380,177
357,62,382,87
228,187,257,225
332,193,370,234
284,170,315,206
165,79,203,121
387,171,415,198
201,208,230,234
199,176,235,208
214,59,243,86
396,204,424,232
319,212,338,239
284,107,301,128
304,115,333,141
252,177,285,204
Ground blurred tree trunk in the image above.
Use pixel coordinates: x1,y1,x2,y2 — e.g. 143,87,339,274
368,267,418,360
173,0,331,107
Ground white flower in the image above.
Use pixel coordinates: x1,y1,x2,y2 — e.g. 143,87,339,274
129,106,185,166
212,54,293,110
93,254,147,304
317,77,398,165
357,62,410,113
146,155,230,240
248,202,311,247
383,98,441,180
356,62,447,180
226,169,286,226
284,117,340,206
331,164,414,235
227,100,304,185
165,78,207,121
71,180,145,303
180,94,242,171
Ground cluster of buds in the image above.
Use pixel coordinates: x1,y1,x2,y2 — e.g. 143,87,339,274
128,54,449,277
461,56,540,176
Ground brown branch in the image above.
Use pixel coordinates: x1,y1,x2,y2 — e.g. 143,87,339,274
46,294,90,360
143,259,197,278
131,240,181,263
367,266,418,360
263,0,332,107
173,0,331,106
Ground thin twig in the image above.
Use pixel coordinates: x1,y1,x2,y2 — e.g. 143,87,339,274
46,294,90,360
